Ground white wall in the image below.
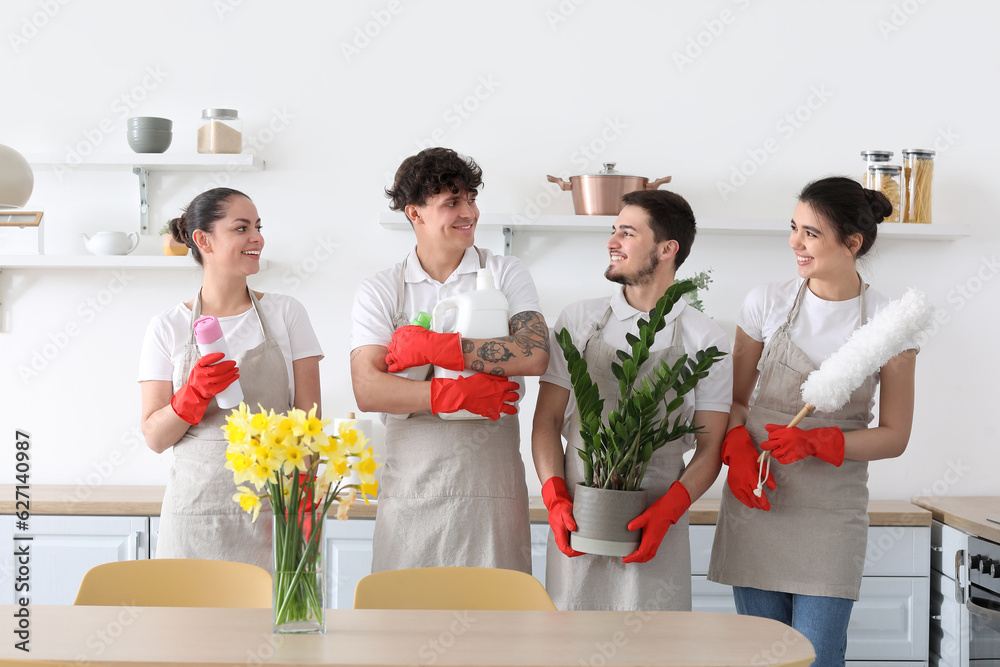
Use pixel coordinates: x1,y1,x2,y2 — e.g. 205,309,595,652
1,0,996,501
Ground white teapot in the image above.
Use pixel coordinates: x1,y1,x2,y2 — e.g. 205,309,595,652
81,231,139,256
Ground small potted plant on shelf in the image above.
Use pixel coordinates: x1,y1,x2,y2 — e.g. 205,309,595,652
555,279,726,556
159,223,188,256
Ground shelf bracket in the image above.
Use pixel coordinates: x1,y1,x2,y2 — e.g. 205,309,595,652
133,166,150,234
502,226,513,257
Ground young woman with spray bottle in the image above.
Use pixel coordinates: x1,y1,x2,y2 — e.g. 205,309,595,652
138,188,323,570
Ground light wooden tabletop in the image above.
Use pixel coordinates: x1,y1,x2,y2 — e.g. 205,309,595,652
0,605,814,667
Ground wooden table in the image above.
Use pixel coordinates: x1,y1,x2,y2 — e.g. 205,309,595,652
0,605,814,666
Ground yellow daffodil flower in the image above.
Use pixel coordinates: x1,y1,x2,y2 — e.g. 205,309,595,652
336,489,356,520
282,442,308,475
232,486,263,522
359,480,378,504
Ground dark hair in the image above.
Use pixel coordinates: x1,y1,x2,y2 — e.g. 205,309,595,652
168,188,250,266
620,189,697,269
385,148,483,217
797,177,891,258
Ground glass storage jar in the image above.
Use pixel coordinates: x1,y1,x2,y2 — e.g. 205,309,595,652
902,149,935,224
861,150,893,188
197,109,242,154
867,164,902,222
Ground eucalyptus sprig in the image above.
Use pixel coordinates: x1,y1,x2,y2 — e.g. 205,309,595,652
557,280,727,491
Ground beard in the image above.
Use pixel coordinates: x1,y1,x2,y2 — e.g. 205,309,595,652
604,247,659,286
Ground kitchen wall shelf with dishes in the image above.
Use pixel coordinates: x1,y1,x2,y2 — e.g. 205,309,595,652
25,153,265,234
379,213,971,255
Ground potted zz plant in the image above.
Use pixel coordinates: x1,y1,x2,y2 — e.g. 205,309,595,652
555,279,726,557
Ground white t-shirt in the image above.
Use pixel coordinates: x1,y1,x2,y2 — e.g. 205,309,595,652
542,286,734,445
351,246,542,417
737,278,917,405
138,293,324,399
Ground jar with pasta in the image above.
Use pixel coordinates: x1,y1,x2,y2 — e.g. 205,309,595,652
861,150,893,188
902,149,935,224
867,164,902,222
197,109,242,154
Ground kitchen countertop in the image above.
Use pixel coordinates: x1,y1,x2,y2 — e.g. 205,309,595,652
1,485,930,526
910,496,1000,543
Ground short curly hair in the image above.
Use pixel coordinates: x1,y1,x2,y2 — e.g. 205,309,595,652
385,147,483,216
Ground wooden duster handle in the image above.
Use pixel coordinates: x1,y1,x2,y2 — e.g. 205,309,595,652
754,403,815,497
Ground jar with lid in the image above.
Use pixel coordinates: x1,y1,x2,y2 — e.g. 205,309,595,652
197,109,242,154
861,150,893,189
867,163,902,222
902,149,935,224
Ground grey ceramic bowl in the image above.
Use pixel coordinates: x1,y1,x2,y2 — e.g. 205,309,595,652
127,116,172,131
127,128,173,153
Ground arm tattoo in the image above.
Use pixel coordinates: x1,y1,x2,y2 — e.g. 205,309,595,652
508,311,550,357
472,360,485,372
350,348,362,362
478,341,514,363
462,338,475,353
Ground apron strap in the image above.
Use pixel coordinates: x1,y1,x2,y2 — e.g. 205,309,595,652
392,255,411,330
187,286,270,346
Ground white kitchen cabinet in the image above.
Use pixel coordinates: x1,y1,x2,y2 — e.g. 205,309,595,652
929,521,971,667
690,524,930,664
530,523,550,587
324,518,376,610
0,515,148,605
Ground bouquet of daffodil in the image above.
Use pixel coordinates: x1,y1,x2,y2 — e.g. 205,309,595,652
223,403,378,632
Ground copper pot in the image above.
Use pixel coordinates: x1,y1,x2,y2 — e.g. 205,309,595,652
547,163,672,215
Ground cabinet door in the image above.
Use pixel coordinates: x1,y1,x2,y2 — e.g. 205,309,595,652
530,524,549,587
846,577,930,661
1,515,148,605
930,569,967,667
324,519,375,609
691,576,737,614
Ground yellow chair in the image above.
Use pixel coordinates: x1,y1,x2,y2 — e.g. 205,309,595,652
354,566,557,610
73,558,272,608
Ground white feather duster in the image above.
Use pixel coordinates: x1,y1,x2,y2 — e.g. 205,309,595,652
801,288,935,413
754,288,934,497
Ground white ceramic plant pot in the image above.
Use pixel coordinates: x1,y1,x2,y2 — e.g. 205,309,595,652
570,484,648,557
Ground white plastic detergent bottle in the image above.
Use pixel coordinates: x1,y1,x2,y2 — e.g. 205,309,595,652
432,268,510,420
388,311,433,420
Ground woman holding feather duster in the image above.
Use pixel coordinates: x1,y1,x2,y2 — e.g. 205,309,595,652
708,177,919,667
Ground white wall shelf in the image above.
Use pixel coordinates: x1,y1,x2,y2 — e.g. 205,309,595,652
0,254,268,269
379,213,971,255
26,153,265,234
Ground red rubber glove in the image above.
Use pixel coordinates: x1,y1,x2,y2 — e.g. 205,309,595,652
761,424,845,466
170,352,239,425
430,374,519,421
386,326,465,372
541,477,584,558
722,425,775,511
623,481,691,564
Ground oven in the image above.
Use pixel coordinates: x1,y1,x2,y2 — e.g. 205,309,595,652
967,535,1000,664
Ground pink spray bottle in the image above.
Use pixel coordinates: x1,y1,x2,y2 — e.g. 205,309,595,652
193,315,245,409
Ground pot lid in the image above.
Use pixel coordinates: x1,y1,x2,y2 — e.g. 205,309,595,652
576,162,643,178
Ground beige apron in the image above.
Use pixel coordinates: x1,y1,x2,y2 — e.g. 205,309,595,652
708,279,874,600
546,304,692,611
370,249,531,574
156,289,291,572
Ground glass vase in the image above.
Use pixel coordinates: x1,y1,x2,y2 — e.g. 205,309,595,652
272,512,325,634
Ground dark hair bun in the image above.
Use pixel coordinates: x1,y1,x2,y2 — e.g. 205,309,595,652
168,215,189,245
864,189,893,223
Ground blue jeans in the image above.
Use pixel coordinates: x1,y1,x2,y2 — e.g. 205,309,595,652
732,586,854,667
